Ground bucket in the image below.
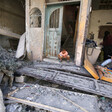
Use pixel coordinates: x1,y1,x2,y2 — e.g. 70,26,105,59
15,76,25,83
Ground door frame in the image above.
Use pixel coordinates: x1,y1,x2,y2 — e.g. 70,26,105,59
44,0,92,66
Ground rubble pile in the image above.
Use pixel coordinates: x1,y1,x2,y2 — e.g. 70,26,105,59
0,46,31,89
0,46,112,112
0,46,27,71
6,104,49,112
0,46,20,71
98,97,112,112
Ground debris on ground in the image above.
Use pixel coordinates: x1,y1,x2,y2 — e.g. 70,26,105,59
6,103,49,112
4,82,112,112
16,66,112,99
97,65,112,83
0,46,112,112
0,46,31,90
6,83,100,112
98,97,112,112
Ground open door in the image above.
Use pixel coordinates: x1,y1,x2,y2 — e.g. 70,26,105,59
45,5,63,59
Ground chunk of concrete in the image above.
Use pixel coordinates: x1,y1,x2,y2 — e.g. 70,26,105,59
0,89,5,112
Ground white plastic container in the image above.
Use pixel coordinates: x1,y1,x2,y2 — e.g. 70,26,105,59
15,76,25,83
86,47,101,64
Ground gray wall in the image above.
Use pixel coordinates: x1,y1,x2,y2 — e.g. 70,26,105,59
0,0,25,48
0,0,25,35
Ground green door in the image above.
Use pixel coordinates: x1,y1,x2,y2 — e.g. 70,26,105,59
45,5,63,59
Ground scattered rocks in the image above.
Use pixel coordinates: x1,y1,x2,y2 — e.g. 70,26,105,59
6,103,50,112
0,46,31,90
98,97,112,112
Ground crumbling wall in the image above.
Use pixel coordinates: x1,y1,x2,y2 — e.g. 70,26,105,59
0,0,25,35
88,10,112,45
26,0,45,60
0,0,25,48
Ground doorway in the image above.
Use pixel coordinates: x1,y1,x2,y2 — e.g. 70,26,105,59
61,4,80,61
45,3,80,62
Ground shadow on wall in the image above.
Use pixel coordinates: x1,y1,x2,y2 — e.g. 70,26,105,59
0,35,19,49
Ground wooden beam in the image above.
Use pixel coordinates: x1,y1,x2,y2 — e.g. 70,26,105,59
75,0,92,66
0,28,20,39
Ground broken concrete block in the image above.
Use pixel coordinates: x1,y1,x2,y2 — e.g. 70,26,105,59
15,76,26,83
0,89,5,112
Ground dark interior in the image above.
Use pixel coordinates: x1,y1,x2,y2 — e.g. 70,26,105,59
61,4,80,60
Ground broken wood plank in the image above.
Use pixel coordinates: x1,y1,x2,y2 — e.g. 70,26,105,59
7,96,69,112
75,0,92,66
17,67,112,98
84,59,99,80
8,88,19,96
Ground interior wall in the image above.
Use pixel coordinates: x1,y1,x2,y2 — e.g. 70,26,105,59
88,10,112,45
0,0,25,49
0,35,10,48
0,35,19,49
0,0,25,35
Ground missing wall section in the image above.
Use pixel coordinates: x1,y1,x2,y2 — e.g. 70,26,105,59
30,8,42,28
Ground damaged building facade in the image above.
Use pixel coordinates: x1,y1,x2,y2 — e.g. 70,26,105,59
0,0,112,112
26,0,91,66
25,0,112,66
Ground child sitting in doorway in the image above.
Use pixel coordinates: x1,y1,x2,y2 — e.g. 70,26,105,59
58,49,70,62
